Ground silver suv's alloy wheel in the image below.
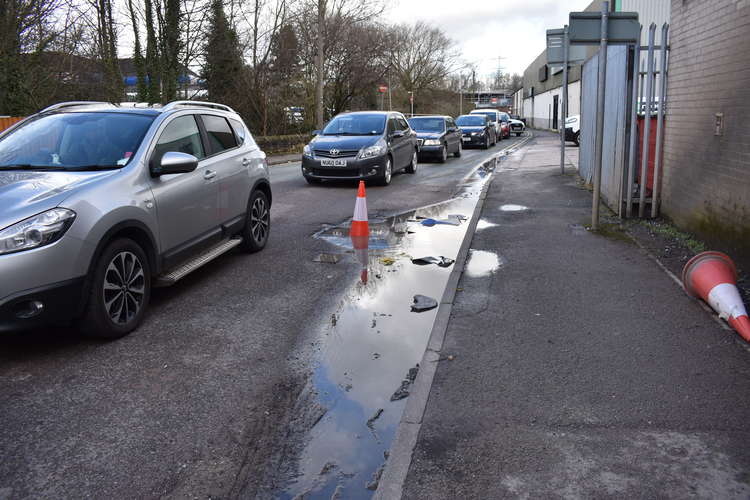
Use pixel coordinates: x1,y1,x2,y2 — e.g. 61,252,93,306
384,158,392,183
103,251,145,325
251,196,269,245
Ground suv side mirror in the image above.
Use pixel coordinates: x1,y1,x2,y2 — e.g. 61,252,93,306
151,151,198,176
391,130,405,138
447,127,456,133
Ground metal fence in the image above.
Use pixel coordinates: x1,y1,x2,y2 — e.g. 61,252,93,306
580,45,629,216
579,22,669,219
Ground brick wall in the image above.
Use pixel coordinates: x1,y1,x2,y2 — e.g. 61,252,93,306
662,0,750,265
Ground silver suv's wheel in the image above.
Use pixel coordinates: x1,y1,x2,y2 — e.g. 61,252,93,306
81,238,151,339
104,251,146,325
454,141,462,158
241,189,270,252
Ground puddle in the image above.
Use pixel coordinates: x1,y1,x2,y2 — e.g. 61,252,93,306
475,219,499,231
464,249,503,278
499,204,529,212
270,157,498,499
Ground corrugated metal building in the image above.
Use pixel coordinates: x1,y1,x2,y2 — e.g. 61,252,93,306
519,0,670,129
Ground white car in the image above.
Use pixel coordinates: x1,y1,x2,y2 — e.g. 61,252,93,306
565,115,580,146
509,117,525,136
469,109,503,140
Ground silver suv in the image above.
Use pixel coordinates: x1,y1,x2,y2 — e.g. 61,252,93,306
0,101,271,338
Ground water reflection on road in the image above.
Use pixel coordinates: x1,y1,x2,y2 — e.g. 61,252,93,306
274,158,497,499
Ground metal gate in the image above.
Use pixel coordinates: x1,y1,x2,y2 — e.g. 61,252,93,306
579,44,629,216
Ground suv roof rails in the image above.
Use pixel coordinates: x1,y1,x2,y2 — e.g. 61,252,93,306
162,100,235,113
118,102,162,108
39,101,111,113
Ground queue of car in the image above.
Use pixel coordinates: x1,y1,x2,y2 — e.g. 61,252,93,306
0,101,525,338
300,108,525,186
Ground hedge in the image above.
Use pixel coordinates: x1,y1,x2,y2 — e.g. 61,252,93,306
254,133,312,154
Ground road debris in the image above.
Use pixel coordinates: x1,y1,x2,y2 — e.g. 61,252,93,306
391,364,420,401
391,380,411,401
365,463,385,490
320,462,337,475
313,253,342,264
366,408,384,428
380,257,396,266
331,484,344,500
419,215,464,227
411,256,455,267
411,294,438,312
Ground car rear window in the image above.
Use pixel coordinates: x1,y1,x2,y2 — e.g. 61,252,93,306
408,118,445,133
472,111,497,122
456,116,486,126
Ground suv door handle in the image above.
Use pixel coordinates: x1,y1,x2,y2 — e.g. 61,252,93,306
203,170,216,180
242,158,250,167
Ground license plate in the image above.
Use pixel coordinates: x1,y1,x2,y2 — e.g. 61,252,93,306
462,137,471,142
321,159,347,167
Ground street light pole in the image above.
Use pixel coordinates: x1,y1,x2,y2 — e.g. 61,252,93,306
408,91,414,117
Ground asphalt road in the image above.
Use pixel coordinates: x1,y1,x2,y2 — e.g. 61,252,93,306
0,136,525,499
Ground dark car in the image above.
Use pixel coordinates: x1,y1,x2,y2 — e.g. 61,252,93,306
302,111,418,186
456,114,496,149
408,115,462,163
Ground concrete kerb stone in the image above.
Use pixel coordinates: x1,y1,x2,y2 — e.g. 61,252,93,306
373,135,533,500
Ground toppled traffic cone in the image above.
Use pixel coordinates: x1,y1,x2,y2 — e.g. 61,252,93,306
351,180,369,284
682,251,750,342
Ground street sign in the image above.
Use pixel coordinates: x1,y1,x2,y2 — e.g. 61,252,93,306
569,11,639,45
378,85,388,93
546,28,587,64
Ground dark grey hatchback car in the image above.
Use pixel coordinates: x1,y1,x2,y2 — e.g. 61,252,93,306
301,111,419,186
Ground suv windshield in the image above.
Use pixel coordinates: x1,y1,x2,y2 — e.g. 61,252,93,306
456,116,486,126
321,114,386,136
0,112,155,170
472,111,497,122
408,117,445,133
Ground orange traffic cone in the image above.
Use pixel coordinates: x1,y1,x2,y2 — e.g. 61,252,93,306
351,181,369,284
682,251,750,342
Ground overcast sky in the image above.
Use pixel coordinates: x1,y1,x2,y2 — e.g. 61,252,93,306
385,0,592,79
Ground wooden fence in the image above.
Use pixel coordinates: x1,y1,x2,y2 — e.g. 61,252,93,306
0,117,25,132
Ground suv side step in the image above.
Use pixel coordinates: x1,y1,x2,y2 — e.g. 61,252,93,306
154,237,242,287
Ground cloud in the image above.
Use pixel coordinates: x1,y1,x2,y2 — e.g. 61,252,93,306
386,0,593,77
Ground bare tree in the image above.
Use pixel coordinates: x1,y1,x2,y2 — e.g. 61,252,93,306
298,0,384,128
388,21,460,108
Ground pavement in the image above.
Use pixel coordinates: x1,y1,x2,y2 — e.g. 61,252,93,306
0,136,525,499
391,131,750,499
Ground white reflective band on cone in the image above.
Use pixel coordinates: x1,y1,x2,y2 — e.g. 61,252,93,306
707,283,749,320
353,198,367,222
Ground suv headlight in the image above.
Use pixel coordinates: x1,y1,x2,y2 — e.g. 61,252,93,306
0,208,76,255
423,139,441,146
303,144,313,157
357,138,386,159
